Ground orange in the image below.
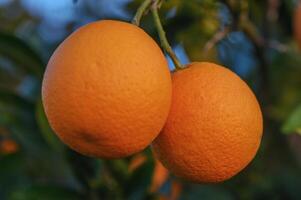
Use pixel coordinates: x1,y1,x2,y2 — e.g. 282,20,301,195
42,20,172,158
152,62,263,183
0,139,19,155
294,3,301,48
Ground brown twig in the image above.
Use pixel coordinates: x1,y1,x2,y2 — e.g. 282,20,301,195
267,40,288,52
132,0,152,26
220,0,269,101
203,26,231,53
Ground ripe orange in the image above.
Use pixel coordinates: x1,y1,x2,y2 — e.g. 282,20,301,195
294,3,301,48
42,20,172,158
152,62,263,183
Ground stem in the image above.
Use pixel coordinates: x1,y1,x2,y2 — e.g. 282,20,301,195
150,0,183,70
132,0,152,26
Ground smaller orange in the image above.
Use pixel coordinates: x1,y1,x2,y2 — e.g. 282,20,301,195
152,62,263,183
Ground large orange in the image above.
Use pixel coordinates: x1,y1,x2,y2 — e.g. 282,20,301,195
42,20,172,158
294,3,301,48
152,62,263,183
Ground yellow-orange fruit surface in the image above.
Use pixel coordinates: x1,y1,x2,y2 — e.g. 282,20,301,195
152,62,263,183
42,20,172,158
294,4,301,48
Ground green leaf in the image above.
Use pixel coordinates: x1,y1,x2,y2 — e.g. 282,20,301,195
126,155,155,200
105,159,130,182
8,185,82,200
66,150,98,190
0,153,29,198
0,32,44,78
282,104,301,134
0,90,52,154
181,185,233,200
35,98,63,152
0,89,35,128
0,89,33,110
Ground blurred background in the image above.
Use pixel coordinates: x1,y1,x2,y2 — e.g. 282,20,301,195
1,0,301,199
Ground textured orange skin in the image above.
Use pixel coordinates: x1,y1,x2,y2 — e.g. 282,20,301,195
42,20,172,159
294,4,301,48
152,62,263,183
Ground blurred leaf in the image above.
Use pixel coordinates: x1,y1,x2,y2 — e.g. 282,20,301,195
282,104,301,134
0,153,29,199
0,89,45,151
0,89,33,111
0,32,44,78
0,90,36,139
0,63,22,90
66,150,98,191
8,185,82,200
126,154,155,200
268,49,301,121
35,98,63,152
105,159,130,183
181,185,233,200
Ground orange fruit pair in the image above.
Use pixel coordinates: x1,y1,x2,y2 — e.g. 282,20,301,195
42,20,263,183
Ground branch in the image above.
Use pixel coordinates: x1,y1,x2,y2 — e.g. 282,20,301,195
203,26,231,53
267,40,288,52
220,0,269,100
150,0,183,70
132,0,152,26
